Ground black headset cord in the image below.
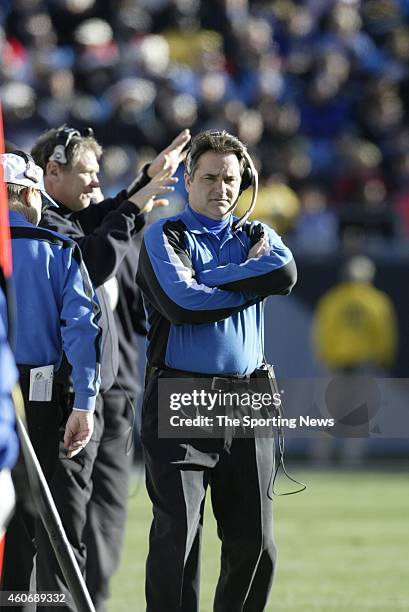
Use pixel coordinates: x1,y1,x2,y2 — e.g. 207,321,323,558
260,301,307,498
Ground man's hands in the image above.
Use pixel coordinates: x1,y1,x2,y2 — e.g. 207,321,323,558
129,156,179,214
64,409,94,459
148,129,191,178
91,187,105,203
128,129,191,214
248,234,270,259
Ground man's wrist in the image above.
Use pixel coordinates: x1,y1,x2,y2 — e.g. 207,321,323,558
72,392,96,412
126,164,151,197
72,406,95,413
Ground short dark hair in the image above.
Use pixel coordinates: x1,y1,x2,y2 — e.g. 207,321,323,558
185,130,247,178
31,127,102,172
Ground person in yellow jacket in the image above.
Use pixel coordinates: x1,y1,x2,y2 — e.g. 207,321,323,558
311,255,398,464
313,255,398,372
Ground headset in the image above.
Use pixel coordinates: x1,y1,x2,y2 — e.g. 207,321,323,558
49,125,94,165
12,150,42,184
185,130,259,231
234,148,259,231
12,150,57,212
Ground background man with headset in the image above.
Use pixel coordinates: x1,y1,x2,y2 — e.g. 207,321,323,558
137,130,297,612
30,125,190,611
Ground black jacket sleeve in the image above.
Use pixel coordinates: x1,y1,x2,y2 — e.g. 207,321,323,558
218,259,297,296
195,221,297,297
41,195,145,289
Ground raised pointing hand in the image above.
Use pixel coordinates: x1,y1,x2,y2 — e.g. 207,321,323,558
148,129,191,179
130,155,178,214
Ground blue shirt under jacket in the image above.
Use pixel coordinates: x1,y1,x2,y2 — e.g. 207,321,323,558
9,211,101,411
136,206,297,375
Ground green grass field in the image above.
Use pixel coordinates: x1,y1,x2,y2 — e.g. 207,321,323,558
110,467,408,612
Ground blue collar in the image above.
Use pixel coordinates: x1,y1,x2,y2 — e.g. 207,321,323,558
8,211,36,227
181,205,235,235
187,206,231,234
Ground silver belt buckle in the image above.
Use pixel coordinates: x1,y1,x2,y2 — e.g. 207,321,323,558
211,377,230,391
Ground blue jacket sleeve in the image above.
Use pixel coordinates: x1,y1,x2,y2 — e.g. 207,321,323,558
196,223,297,296
0,289,19,469
136,219,255,325
60,247,102,410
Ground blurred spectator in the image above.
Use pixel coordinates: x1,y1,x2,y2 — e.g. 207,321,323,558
337,175,398,248
311,255,398,464
235,174,300,236
291,181,338,252
332,135,385,205
313,255,398,373
392,149,409,234
1,0,409,255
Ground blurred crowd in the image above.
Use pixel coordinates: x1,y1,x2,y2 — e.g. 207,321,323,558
1,0,409,253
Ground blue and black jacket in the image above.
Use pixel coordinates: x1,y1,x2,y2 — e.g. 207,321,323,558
9,211,101,411
137,206,297,375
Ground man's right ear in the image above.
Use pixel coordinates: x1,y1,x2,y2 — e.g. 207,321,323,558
46,160,62,181
22,186,37,208
184,172,191,193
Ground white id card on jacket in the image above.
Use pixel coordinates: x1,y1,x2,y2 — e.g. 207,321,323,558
29,365,54,402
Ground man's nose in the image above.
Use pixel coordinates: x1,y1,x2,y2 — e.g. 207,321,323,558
90,175,100,188
214,179,228,195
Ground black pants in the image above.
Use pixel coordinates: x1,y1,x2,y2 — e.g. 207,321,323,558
2,366,103,612
141,371,277,612
1,458,36,606
84,389,134,612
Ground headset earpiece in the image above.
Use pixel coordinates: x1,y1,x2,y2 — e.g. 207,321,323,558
82,127,94,138
240,163,253,192
49,126,93,164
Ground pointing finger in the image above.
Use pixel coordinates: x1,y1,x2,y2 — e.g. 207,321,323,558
170,129,191,153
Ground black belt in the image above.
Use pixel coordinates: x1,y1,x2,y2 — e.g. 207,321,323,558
149,364,266,382
149,365,269,452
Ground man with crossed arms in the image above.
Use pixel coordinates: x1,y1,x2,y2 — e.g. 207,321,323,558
137,130,297,612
